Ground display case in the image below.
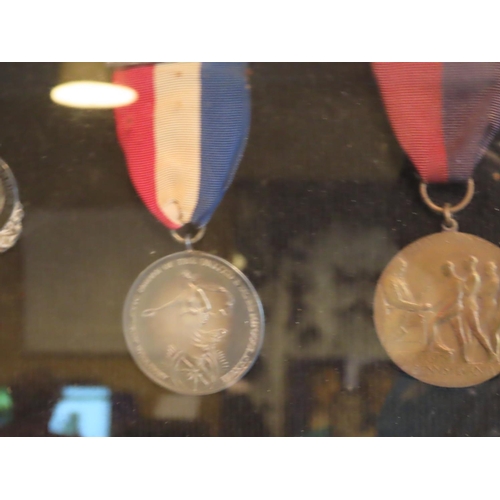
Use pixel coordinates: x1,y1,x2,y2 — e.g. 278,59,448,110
2,62,500,436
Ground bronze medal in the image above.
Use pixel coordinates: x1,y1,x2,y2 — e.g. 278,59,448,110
371,63,500,387
374,229,500,387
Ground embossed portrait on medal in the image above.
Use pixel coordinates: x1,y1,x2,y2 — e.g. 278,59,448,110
141,269,235,390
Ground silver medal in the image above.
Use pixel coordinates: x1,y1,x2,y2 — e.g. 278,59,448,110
123,250,264,395
0,158,23,253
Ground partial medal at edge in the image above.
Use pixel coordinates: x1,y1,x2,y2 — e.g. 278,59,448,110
123,251,264,395
374,231,500,388
0,158,23,253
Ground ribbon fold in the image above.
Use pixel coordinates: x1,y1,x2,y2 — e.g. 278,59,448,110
114,62,250,229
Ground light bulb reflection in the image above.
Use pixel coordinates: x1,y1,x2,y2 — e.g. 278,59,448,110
50,81,137,109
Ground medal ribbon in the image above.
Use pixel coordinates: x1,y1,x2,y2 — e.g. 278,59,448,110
372,63,500,183
113,63,250,229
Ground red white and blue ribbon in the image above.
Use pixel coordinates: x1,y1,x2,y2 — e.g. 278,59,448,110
113,63,250,229
372,63,500,183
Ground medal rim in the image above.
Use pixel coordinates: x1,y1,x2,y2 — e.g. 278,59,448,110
0,158,23,253
0,158,19,226
123,249,265,395
374,231,500,388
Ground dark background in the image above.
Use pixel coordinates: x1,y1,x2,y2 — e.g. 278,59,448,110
2,63,500,436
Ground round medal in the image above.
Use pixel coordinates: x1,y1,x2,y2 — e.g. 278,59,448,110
0,158,23,253
123,251,264,395
374,231,500,387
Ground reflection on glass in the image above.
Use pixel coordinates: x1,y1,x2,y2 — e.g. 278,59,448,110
50,81,137,109
0,387,13,427
48,386,112,437
50,62,137,109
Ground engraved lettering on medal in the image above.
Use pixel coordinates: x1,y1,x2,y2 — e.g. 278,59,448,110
138,268,162,293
